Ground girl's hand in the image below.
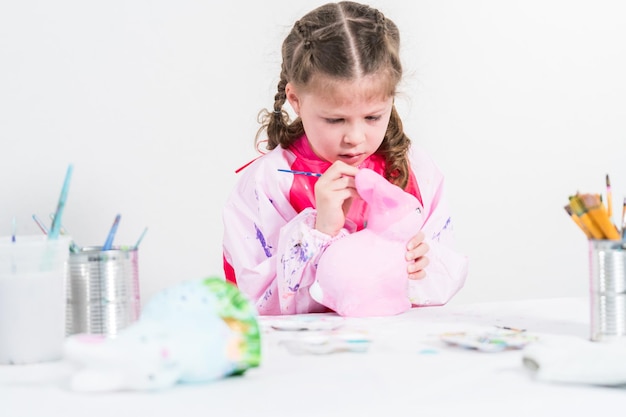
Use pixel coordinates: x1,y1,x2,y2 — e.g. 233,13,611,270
314,161,360,236
406,231,429,280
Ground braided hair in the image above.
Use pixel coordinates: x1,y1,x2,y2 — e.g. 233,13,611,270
256,1,411,189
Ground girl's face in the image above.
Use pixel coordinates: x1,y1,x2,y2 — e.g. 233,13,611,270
286,77,393,167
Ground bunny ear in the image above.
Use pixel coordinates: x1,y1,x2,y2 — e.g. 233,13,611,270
355,168,384,202
356,169,404,209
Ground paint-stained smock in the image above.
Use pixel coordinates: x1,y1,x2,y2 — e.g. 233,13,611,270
222,135,468,315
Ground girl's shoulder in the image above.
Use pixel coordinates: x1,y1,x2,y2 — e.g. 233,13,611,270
229,146,299,201
237,146,297,179
408,145,444,178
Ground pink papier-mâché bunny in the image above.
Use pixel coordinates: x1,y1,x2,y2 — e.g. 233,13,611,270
310,168,424,317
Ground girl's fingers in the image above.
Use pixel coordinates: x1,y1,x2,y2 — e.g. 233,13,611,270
408,256,429,279
323,160,360,179
408,269,427,280
406,241,429,261
406,231,425,250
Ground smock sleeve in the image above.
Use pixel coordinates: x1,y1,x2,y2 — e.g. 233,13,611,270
407,148,469,306
222,156,350,315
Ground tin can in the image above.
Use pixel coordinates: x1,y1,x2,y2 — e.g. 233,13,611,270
589,239,626,341
66,247,140,337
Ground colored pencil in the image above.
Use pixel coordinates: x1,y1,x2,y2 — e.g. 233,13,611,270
606,174,613,219
578,193,620,240
568,195,605,239
564,204,592,238
622,197,626,240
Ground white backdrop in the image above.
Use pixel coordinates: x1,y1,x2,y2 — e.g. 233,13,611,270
1,0,625,306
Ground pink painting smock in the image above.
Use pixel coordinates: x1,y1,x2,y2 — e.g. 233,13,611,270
222,135,468,315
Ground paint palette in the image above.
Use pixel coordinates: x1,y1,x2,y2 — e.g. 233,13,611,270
266,315,345,331
440,327,538,352
279,331,371,354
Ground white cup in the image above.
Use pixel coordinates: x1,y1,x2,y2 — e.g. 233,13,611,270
0,235,71,364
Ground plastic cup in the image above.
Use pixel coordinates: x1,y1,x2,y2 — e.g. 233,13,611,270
0,235,71,364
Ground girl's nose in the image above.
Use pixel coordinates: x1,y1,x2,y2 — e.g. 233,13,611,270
342,124,366,146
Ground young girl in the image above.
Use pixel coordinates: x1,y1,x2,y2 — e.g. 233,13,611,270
222,1,468,315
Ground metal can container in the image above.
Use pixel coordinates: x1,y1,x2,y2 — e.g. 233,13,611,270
66,246,140,337
589,239,626,341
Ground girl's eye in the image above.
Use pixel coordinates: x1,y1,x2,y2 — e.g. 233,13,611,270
324,116,381,123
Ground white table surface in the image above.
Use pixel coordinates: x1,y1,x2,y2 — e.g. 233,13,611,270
1,296,623,417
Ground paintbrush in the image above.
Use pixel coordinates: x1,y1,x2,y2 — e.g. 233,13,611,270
49,164,74,240
278,169,322,177
102,214,121,251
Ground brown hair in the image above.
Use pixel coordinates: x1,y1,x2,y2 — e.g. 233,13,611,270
257,1,412,188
